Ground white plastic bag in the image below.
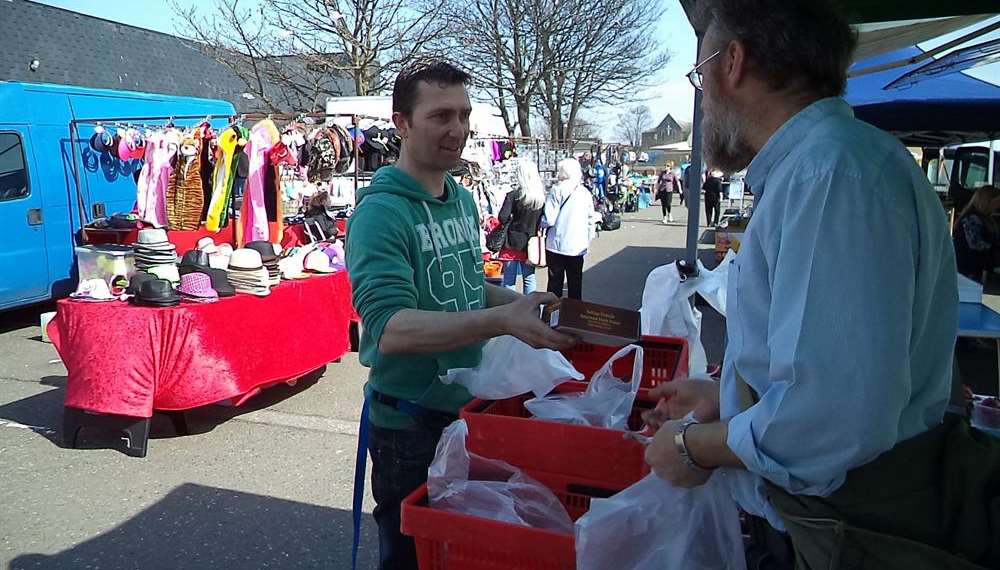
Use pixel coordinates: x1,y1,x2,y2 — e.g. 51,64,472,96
523,344,643,429
639,250,736,375
427,420,574,533
440,335,584,399
575,472,747,570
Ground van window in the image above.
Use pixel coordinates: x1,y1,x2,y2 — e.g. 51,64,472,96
0,133,30,202
958,151,989,190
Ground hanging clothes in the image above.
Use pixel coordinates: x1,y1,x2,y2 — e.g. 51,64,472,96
206,126,243,232
243,120,279,243
134,130,179,227
165,134,204,230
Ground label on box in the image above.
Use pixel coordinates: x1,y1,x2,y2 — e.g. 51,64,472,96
548,298,640,346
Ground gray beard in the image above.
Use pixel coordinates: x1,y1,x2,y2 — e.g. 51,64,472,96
702,96,756,173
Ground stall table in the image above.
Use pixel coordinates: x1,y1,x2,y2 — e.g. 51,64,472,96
958,301,1000,396
48,271,355,457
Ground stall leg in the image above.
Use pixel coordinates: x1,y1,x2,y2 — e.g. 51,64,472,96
165,410,190,436
62,407,151,458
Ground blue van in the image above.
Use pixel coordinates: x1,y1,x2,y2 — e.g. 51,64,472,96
0,81,236,310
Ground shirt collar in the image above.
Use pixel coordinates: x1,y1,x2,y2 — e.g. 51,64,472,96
744,97,853,197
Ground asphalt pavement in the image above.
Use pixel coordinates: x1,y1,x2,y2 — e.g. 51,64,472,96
0,201,722,570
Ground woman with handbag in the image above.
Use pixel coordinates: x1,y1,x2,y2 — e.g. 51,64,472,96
542,158,600,300
486,160,546,293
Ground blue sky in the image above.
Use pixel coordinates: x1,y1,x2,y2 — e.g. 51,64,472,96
35,0,698,134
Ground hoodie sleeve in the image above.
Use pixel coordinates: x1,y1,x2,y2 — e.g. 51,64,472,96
346,199,418,347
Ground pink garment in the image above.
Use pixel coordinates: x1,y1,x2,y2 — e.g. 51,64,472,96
244,125,277,242
134,131,179,227
491,140,502,162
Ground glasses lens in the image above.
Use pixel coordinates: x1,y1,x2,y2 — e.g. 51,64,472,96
688,70,702,90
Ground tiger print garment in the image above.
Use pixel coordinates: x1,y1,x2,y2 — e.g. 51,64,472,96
166,135,204,230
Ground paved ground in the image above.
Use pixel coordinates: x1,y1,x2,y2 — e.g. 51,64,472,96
0,201,723,570
2,198,996,570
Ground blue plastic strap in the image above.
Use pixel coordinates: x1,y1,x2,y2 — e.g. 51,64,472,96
351,398,370,570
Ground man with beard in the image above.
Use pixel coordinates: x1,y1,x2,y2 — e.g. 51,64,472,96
348,60,576,569
642,1,998,568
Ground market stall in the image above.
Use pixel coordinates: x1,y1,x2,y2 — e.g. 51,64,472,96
51,109,385,456
50,270,354,457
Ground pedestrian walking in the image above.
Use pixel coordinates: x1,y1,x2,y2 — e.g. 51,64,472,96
543,158,599,300
496,160,546,293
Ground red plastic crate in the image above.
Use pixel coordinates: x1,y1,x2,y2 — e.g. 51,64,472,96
401,469,622,570
560,335,689,389
461,382,655,488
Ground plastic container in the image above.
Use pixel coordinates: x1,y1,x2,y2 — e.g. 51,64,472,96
401,468,621,570
461,382,655,488
75,245,135,286
40,311,56,343
560,334,689,388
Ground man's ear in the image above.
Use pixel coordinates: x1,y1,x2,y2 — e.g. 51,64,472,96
724,39,749,89
392,112,409,139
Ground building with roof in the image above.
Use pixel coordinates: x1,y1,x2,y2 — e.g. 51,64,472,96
0,0,355,112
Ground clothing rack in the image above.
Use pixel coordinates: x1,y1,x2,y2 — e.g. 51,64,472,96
68,113,236,244
67,111,385,246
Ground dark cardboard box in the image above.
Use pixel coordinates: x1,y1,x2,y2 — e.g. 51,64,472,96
547,298,641,346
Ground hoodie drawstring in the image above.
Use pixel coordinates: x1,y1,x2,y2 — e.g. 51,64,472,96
458,201,480,259
421,202,444,269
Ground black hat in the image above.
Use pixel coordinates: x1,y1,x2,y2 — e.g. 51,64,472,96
178,250,212,274
132,279,181,307
124,271,156,296
244,241,278,263
190,268,236,297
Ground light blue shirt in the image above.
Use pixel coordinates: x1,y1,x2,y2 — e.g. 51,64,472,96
720,98,958,527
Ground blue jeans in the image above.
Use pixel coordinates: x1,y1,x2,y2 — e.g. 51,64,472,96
502,260,536,294
368,422,445,570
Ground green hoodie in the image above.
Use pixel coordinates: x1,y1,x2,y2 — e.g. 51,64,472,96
347,166,486,429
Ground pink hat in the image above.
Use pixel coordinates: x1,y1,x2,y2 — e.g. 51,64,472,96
177,272,219,301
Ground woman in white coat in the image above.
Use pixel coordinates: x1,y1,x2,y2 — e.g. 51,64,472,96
542,158,599,300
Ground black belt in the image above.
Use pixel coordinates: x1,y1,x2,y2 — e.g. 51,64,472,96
370,389,458,431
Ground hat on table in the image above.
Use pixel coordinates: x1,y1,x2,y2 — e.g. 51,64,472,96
177,272,219,302
304,250,336,274
196,237,219,253
244,241,278,262
132,279,181,307
245,241,281,286
278,253,310,280
124,271,156,296
135,229,175,251
189,268,236,297
148,264,181,285
70,278,116,301
226,248,271,296
178,250,212,275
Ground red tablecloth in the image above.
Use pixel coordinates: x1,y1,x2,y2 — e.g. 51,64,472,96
48,271,354,417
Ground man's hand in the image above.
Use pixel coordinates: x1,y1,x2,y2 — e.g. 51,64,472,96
499,292,576,350
644,420,712,488
641,378,721,431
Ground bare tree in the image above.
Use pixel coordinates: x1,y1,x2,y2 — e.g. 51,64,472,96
173,0,447,111
570,117,602,141
535,0,669,141
615,105,652,147
433,0,555,137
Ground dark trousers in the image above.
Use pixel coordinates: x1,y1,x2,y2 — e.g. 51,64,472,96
660,192,673,216
369,422,445,570
705,199,720,226
546,251,585,300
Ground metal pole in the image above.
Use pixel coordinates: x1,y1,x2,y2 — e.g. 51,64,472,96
353,115,360,198
685,34,705,267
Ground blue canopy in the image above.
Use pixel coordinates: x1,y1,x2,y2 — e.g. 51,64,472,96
846,46,1000,146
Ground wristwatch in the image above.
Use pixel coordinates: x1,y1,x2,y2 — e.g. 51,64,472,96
673,417,710,471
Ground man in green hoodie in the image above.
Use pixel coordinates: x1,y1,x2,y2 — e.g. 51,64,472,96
347,60,576,569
